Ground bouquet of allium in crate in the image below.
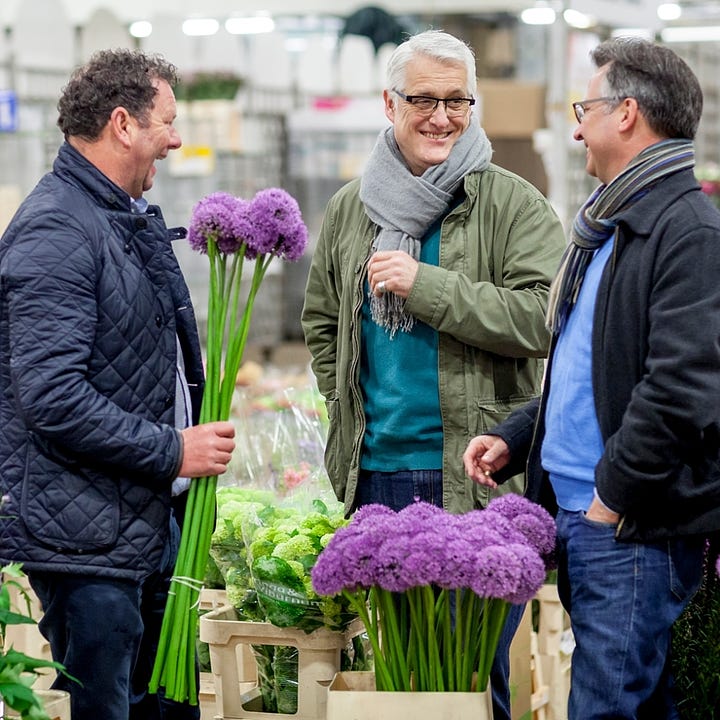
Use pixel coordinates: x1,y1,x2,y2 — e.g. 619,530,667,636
312,494,556,694
149,188,308,706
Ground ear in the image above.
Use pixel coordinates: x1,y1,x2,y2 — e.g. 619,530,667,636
109,106,133,149
617,96,640,132
383,89,395,124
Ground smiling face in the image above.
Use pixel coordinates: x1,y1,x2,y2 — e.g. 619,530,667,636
384,56,472,176
573,66,622,185
129,79,182,198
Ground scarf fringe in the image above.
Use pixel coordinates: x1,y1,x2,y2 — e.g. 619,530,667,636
369,291,415,339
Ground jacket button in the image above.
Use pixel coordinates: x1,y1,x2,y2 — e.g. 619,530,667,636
164,396,173,408
136,217,148,229
155,315,162,327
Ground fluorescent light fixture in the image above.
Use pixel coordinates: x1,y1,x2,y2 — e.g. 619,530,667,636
563,8,594,29
129,20,152,38
661,25,720,42
182,18,220,36
657,3,682,21
225,16,275,35
521,6,557,25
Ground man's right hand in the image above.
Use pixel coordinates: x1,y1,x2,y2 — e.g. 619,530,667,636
462,434,511,490
178,421,236,478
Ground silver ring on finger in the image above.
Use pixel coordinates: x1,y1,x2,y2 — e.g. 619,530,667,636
377,280,386,293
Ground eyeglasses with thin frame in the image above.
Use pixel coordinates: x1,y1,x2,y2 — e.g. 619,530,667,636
572,96,622,123
394,89,476,117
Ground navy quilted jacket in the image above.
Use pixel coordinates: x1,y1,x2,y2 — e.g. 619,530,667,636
0,142,205,581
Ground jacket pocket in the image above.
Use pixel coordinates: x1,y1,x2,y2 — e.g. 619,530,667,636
323,394,346,500
22,439,120,551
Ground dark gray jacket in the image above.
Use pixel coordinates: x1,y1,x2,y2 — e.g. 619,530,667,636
491,169,720,542
0,142,204,581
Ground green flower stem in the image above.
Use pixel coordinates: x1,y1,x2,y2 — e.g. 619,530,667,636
375,589,411,691
405,588,428,690
460,590,478,691
436,589,453,691
422,585,443,691
151,244,269,705
342,589,394,691
219,255,272,417
476,598,509,692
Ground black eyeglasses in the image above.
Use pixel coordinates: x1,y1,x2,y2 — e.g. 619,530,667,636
394,89,475,117
572,96,622,123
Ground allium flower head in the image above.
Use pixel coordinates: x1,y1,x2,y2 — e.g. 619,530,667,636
501,543,547,604
250,188,309,262
187,191,255,255
486,493,556,561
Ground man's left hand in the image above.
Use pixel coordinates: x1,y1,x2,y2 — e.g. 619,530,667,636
586,497,620,524
368,250,419,298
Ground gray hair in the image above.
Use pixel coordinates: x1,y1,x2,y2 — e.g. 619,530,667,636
592,36,702,140
386,30,476,97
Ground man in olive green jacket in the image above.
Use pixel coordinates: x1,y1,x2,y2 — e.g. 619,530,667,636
301,31,564,720
302,169,564,516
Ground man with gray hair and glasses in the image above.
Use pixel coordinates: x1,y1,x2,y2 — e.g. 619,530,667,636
465,36,720,719
303,29,565,719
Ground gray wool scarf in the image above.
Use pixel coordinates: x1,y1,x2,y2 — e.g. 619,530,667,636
360,120,493,337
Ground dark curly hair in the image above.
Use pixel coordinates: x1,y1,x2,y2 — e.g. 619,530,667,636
57,48,178,141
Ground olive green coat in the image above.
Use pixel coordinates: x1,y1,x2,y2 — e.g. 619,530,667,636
301,164,565,516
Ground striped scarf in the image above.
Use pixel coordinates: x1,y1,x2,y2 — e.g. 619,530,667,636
546,138,695,334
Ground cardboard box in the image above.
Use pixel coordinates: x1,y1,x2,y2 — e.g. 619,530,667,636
325,671,492,720
477,80,546,139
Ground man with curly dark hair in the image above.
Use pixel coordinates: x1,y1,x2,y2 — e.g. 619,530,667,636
0,49,235,720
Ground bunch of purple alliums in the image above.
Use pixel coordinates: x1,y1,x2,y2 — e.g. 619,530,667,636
150,189,308,705
312,494,556,694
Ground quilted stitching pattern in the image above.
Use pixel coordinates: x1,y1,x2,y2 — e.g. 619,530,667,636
0,143,202,581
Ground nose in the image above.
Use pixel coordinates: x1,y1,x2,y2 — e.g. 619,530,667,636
572,124,584,142
169,126,182,149
428,102,451,123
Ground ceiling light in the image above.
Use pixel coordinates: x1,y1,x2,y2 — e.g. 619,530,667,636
182,18,220,36
661,25,720,42
225,16,275,35
521,5,557,25
657,3,682,21
563,8,594,29
129,20,152,38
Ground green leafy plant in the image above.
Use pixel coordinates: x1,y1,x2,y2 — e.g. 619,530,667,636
673,538,720,719
0,563,76,720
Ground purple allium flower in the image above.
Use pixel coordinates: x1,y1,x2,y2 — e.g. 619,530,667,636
188,192,255,255
501,543,547,604
486,493,556,562
311,506,398,594
249,188,309,262
716,552,720,579
469,545,523,600
401,528,448,586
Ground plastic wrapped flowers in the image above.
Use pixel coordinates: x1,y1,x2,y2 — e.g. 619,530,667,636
150,188,308,705
312,494,556,694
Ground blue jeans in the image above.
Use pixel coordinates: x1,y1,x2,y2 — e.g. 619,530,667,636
555,509,704,720
28,513,200,720
356,469,524,720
